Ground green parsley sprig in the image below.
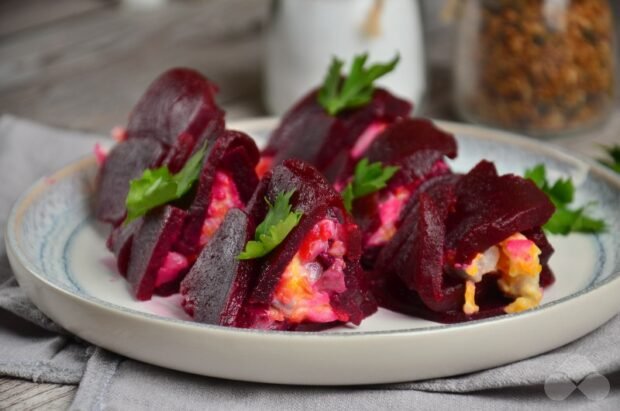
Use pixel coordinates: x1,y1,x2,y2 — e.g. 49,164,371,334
524,164,605,235
124,144,206,223
237,190,303,260
342,158,400,213
598,144,620,173
317,53,399,116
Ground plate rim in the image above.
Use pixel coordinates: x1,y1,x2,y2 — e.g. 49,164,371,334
6,118,620,339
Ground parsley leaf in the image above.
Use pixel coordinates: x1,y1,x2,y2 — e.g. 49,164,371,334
124,144,207,223
342,158,400,213
524,164,606,235
523,164,546,188
543,206,606,235
238,190,303,260
342,184,355,215
317,53,399,116
598,144,620,173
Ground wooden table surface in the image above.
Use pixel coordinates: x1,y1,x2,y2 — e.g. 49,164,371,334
0,1,618,409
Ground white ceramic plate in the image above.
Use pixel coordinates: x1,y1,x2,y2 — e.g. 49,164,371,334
6,119,620,385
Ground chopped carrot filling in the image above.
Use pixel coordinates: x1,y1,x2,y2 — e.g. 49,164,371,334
269,219,349,324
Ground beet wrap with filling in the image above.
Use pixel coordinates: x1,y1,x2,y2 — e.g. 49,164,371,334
373,160,556,323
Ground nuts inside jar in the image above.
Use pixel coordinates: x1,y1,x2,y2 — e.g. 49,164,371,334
455,0,616,136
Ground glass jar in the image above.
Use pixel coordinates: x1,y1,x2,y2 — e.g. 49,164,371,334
454,0,616,137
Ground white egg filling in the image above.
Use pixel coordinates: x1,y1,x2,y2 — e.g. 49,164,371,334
456,233,543,315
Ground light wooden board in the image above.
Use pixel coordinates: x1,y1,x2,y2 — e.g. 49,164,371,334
0,378,75,410
0,0,113,38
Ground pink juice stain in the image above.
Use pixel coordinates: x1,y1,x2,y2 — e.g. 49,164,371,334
200,171,243,246
143,294,192,320
256,156,273,178
366,186,411,247
110,126,127,142
100,256,119,276
93,143,108,166
350,122,387,159
155,252,189,288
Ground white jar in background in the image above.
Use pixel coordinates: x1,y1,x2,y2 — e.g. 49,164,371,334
263,0,427,115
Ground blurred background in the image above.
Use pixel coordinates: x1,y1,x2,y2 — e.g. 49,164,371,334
0,0,618,139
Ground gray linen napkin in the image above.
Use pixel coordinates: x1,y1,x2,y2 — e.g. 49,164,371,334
0,115,101,384
1,115,619,410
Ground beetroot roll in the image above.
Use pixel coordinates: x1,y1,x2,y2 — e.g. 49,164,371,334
373,160,556,323
96,70,259,299
181,160,377,330
258,55,412,182
345,118,457,268
106,130,259,299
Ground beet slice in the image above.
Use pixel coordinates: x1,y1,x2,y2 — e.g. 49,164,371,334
371,270,510,324
445,160,555,265
373,160,556,322
365,118,457,164
95,139,166,225
374,174,460,281
126,68,224,172
180,209,258,326
397,193,464,312
126,206,186,300
239,160,377,330
262,88,411,182
106,219,142,277
174,130,260,256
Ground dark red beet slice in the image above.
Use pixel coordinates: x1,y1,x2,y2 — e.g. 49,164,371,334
373,175,460,282
239,160,377,330
95,139,166,225
371,270,510,324
126,206,186,300
180,209,258,326
174,130,260,256
263,88,411,182
445,160,555,265
365,118,457,164
126,68,224,173
392,192,464,312
106,219,142,277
